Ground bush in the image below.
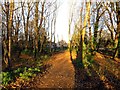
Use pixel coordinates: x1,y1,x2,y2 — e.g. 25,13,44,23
87,54,94,64
1,67,41,86
0,72,14,85
19,67,40,80
40,55,49,60
21,49,31,55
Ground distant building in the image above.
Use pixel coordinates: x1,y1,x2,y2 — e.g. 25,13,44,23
56,40,68,48
46,41,56,49
46,40,68,49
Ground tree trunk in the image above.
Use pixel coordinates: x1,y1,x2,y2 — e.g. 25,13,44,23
34,2,39,58
8,1,14,69
3,2,9,68
50,18,53,53
68,18,72,60
118,35,120,58
94,21,99,50
26,3,30,49
21,2,26,49
113,2,120,58
15,16,20,43
77,5,83,63
88,2,93,50
97,29,102,51
80,1,90,62
93,3,101,50
53,14,56,52
39,1,45,52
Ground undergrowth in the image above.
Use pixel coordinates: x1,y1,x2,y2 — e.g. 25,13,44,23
0,66,42,86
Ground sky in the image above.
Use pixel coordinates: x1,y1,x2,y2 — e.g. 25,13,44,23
55,0,69,43
1,0,70,43
55,0,118,43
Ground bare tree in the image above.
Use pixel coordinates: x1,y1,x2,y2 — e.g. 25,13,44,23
68,1,75,60
113,2,120,58
93,2,106,50
2,0,14,69
21,2,32,49
34,2,39,58
38,1,45,53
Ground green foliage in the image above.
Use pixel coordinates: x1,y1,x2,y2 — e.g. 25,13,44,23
14,67,23,73
95,24,98,30
37,62,43,67
33,50,35,54
44,47,50,53
86,53,94,64
44,55,48,59
40,55,49,60
0,72,14,85
0,72,2,82
12,44,20,52
1,66,42,86
78,42,94,69
21,49,31,55
18,67,41,80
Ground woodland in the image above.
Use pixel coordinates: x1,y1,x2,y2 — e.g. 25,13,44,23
0,0,120,89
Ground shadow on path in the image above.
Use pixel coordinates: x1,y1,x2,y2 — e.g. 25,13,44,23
71,59,107,89
104,69,120,89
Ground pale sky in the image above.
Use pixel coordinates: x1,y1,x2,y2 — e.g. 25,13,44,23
1,0,71,43
56,0,70,43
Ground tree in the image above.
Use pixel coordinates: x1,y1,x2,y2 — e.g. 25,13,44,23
38,1,45,53
2,0,14,69
80,0,90,62
68,1,74,60
88,1,93,49
21,2,33,49
113,2,120,58
77,4,83,63
93,2,106,50
34,2,39,58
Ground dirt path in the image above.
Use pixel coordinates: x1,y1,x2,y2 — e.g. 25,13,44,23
28,51,75,88
19,51,120,89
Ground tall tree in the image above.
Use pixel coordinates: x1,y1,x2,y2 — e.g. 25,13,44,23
21,2,31,49
8,0,14,68
77,4,83,63
2,2,10,67
53,4,57,52
93,2,106,50
38,1,45,53
2,0,14,69
34,2,39,58
50,16,53,53
113,2,120,58
88,1,93,49
80,1,90,62
68,4,74,60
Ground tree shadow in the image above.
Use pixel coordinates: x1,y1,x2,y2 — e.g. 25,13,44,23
104,70,120,89
71,59,107,89
98,48,114,56
91,60,120,89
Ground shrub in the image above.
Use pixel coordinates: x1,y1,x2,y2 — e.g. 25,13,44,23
1,72,14,85
21,49,31,55
19,67,40,80
1,67,41,86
